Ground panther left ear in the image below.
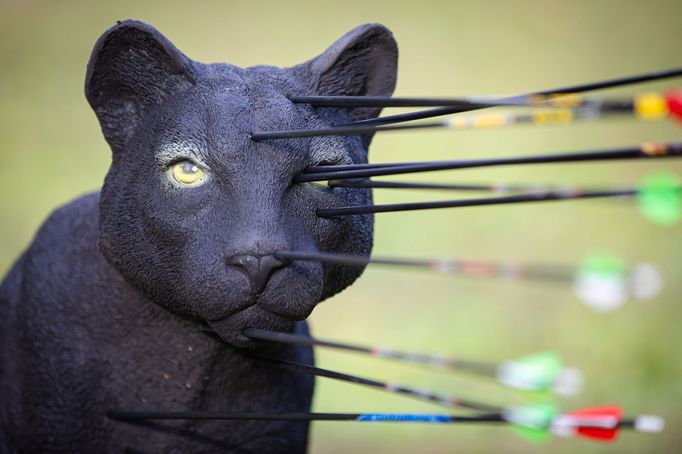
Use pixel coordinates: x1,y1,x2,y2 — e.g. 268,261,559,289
294,23,399,123
85,20,197,152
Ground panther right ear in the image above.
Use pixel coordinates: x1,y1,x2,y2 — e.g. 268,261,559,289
85,20,196,151
294,23,399,124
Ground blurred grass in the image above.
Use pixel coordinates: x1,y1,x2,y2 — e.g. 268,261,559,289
1,0,682,452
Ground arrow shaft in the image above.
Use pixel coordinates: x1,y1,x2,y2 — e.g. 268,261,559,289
249,355,502,413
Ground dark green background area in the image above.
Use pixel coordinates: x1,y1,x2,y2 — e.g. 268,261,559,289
1,1,681,452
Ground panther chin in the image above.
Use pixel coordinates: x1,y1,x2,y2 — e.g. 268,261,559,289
207,304,299,348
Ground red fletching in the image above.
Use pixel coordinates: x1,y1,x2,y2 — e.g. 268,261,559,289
567,405,623,441
666,90,682,123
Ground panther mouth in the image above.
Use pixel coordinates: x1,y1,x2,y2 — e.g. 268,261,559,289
207,292,300,325
206,285,288,325
202,266,272,320
207,304,296,348
206,304,254,324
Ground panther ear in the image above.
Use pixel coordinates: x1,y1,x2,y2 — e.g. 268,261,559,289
296,23,398,122
85,20,196,151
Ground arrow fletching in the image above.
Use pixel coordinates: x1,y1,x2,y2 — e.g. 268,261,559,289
574,253,628,311
551,405,664,442
633,415,665,433
629,263,663,300
496,351,583,396
504,402,557,443
637,172,682,226
665,89,682,123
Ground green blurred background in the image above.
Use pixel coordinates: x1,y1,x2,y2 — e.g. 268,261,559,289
1,0,681,452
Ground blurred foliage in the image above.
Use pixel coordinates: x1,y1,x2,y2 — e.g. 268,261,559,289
1,0,681,452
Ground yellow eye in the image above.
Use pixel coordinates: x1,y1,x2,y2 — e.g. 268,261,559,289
169,161,205,186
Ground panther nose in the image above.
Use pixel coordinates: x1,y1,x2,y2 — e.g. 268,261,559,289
226,254,284,294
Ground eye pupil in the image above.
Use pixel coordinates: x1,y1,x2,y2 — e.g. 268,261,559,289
182,162,198,174
169,160,205,186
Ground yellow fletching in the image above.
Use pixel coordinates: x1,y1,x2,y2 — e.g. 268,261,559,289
448,117,469,129
447,113,510,130
531,108,574,125
635,93,668,119
548,93,582,108
473,113,509,128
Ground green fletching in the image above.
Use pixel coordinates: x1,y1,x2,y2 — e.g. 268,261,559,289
579,252,626,278
637,172,682,226
498,352,563,392
574,252,628,311
515,352,562,390
514,423,552,443
507,402,557,443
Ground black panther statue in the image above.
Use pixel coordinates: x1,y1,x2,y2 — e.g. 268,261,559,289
0,20,397,453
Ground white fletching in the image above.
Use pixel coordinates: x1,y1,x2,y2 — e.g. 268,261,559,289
552,367,584,396
630,263,663,300
635,415,665,433
574,273,626,312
